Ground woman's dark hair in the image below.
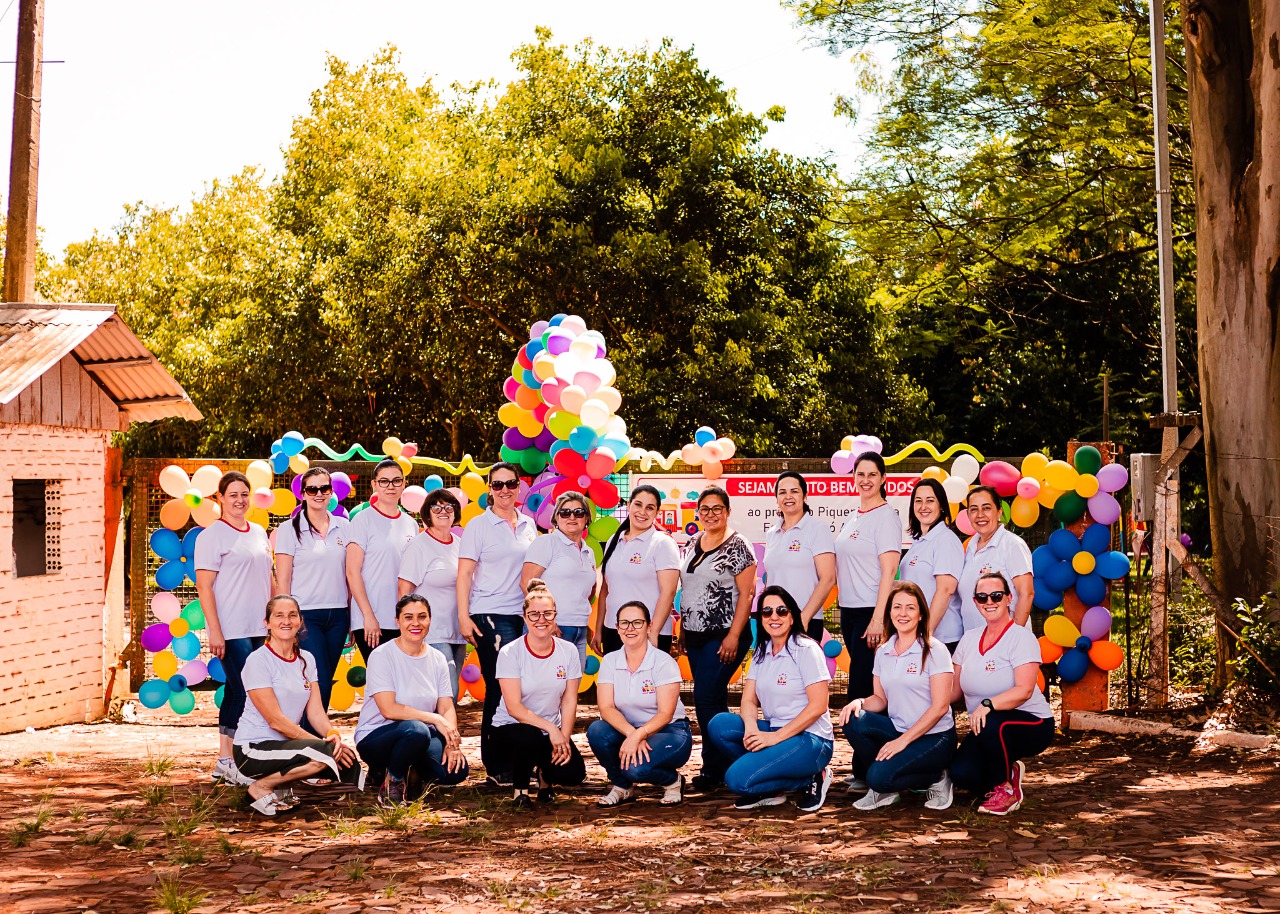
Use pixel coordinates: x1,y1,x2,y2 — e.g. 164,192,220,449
422,488,462,526
373,458,401,478
975,570,1012,595
218,471,251,496
601,484,663,574
616,600,652,625
907,478,952,540
697,486,730,509
879,580,932,668
752,585,812,663
854,451,889,499
396,593,431,617
488,462,521,482
775,471,811,516
292,467,333,542
966,485,1003,511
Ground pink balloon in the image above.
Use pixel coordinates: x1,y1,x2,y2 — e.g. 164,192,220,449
826,656,838,677
956,510,976,536
1080,606,1113,642
1087,492,1122,525
401,485,427,514
503,376,520,402
151,592,181,623
830,451,856,475
1016,476,1041,500
979,461,1021,498
1096,463,1129,493
529,320,549,340
449,486,468,508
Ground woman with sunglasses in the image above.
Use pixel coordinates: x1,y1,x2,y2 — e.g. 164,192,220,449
957,486,1034,633
899,478,965,651
840,581,956,812
522,492,598,667
398,489,466,697
587,600,692,807
706,586,835,812
347,459,420,661
763,471,836,640
275,467,351,715
457,462,538,786
593,484,680,656
950,572,1054,815
195,471,274,787
677,486,757,792
490,579,586,808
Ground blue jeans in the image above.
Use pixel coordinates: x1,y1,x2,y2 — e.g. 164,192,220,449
356,719,469,785
684,634,750,781
843,711,957,792
707,714,834,800
586,719,693,788
471,613,526,774
430,643,468,700
298,607,349,713
558,624,589,670
219,636,265,738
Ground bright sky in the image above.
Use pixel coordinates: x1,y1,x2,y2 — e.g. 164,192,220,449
0,0,867,256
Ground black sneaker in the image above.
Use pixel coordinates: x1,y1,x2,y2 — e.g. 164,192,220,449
377,776,406,808
363,766,386,794
691,774,723,793
511,792,533,810
796,767,833,813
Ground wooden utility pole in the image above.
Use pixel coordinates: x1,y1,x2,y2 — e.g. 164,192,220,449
2,0,43,303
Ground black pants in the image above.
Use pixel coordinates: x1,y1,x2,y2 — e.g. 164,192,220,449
839,606,876,699
601,627,674,657
805,617,826,641
950,711,1056,794
354,628,400,664
489,723,587,791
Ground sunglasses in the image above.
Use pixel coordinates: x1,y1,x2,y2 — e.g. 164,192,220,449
758,605,789,618
429,504,455,515
617,618,647,630
302,484,332,496
558,508,589,519
974,591,1008,604
525,609,557,621
374,477,405,488
490,478,521,491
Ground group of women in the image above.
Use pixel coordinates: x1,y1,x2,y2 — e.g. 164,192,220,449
188,455,1053,817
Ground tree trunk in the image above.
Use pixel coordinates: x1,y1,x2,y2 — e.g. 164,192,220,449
1182,0,1280,602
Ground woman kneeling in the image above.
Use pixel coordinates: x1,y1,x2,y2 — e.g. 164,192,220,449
355,594,470,807
841,581,957,811
587,600,693,807
234,596,360,816
706,586,835,812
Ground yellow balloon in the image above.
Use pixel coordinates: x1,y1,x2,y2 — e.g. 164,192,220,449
382,436,403,458
460,472,488,500
168,618,190,638
288,454,310,475
152,650,179,679
840,435,856,451
1043,614,1080,649
191,498,221,527
1037,484,1064,509
269,488,298,517
1021,452,1050,481
330,680,356,712
533,354,557,381
1075,473,1100,498
246,506,270,528
159,498,191,531
460,503,483,526
1044,460,1079,493
920,465,947,481
516,411,544,438
1009,496,1040,528
578,673,597,694
395,455,413,476
1072,552,1096,575
498,402,525,427
246,459,274,491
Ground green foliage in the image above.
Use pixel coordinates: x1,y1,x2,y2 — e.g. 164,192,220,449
1229,596,1280,705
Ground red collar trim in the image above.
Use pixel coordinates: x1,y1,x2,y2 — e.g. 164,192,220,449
979,620,1016,656
267,642,298,663
427,530,454,545
219,518,251,533
524,635,555,659
857,502,888,515
373,504,403,520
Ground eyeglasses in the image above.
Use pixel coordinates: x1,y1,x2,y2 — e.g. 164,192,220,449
525,609,557,621
490,478,521,491
973,591,1008,604
617,618,647,630
375,477,405,488
429,504,455,515
758,605,789,618
302,484,332,496
557,508,588,519
696,505,726,518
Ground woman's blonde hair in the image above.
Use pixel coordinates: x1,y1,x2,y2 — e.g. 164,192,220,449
523,577,556,612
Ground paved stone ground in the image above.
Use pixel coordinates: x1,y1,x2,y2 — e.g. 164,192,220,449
1,703,1278,914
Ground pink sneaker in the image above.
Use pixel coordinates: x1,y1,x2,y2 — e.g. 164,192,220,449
1010,760,1025,803
978,781,1022,816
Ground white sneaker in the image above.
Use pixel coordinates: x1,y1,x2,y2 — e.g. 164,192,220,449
923,773,953,810
852,788,900,811
844,774,868,791
212,757,252,787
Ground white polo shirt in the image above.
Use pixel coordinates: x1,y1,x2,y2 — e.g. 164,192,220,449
354,639,455,743
900,523,966,643
399,532,464,645
348,505,419,630
958,525,1034,633
524,529,598,626
746,637,834,741
763,513,836,611
274,513,351,611
492,636,582,731
235,645,317,745
459,509,539,617
835,503,903,607
872,635,955,735
597,644,687,727
194,519,273,640
952,622,1053,719
601,527,681,634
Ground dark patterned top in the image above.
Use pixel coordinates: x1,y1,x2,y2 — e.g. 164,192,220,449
678,531,756,634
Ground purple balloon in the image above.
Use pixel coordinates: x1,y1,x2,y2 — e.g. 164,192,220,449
1096,463,1129,493
503,427,534,450
179,659,208,686
141,622,173,653
533,428,558,452
546,330,573,355
1087,492,1122,525
331,472,353,501
333,504,349,518
291,474,304,498
1080,605,1113,641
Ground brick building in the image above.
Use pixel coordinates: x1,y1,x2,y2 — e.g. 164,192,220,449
0,303,199,732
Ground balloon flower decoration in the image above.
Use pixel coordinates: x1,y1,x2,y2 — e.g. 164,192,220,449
157,464,224,529
150,526,202,591
1040,607,1124,683
829,434,883,474
1031,525,1133,611
980,446,1129,529
919,453,984,534
681,426,737,481
138,593,224,714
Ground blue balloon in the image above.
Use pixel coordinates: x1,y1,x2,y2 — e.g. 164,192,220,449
423,474,444,492
749,617,758,647
1031,545,1057,576
271,438,283,454
1096,551,1131,580
1075,636,1093,652
548,313,567,327
479,493,490,510
1076,573,1107,606
280,430,306,456
149,528,183,561
167,674,188,693
138,679,170,709
270,451,290,473
1056,648,1091,683
207,657,225,683
549,440,572,459
524,339,545,360
1080,523,1112,556
569,426,598,453
1048,528,1081,562
822,638,842,658
155,560,186,591
181,526,203,562
695,426,716,446
1043,560,1077,593
584,654,601,675
522,368,540,389
597,436,631,459
1032,586,1064,611
171,632,202,661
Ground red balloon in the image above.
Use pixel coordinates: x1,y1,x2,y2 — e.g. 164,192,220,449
979,460,1021,498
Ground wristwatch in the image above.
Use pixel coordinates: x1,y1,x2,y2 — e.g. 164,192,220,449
980,698,995,711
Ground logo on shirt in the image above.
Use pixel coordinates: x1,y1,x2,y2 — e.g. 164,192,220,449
788,539,802,552
556,665,567,680
629,552,643,564
849,530,861,540
641,679,656,694
980,564,997,576
776,673,789,686
985,660,998,673
907,556,919,567
906,663,920,676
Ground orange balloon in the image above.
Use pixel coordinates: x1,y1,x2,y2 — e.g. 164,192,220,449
159,498,190,531
468,677,486,702
1089,640,1124,672
515,384,542,411
1039,635,1064,664
677,655,692,681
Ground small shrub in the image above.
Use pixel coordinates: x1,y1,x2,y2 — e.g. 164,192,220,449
153,875,207,914
1230,595,1280,705
8,809,52,847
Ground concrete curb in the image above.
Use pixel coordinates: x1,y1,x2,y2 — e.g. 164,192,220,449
1066,709,1279,751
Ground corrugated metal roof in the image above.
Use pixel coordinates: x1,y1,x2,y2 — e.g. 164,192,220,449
0,302,202,424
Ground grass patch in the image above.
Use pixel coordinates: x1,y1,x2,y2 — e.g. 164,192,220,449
141,783,170,807
322,812,371,839
142,753,176,778
8,808,53,847
152,875,207,914
294,888,329,904
162,805,208,839
75,826,113,846
113,826,146,850
169,840,206,865
344,855,369,881
67,803,86,822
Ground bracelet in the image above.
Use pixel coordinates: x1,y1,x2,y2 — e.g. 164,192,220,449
325,728,340,739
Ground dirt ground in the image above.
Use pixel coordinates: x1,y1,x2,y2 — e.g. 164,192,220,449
2,700,1279,914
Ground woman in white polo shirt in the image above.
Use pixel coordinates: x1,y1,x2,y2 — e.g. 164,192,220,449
234,596,360,816
950,572,1055,816
899,478,965,650
840,581,957,811
347,459,419,660
763,471,836,640
398,488,466,697
592,484,680,656
275,467,351,715
587,600,692,807
489,579,585,808
834,451,903,699
957,486,1035,632
195,470,274,786
522,491,598,667
457,462,539,785
706,585,836,812
355,594,469,807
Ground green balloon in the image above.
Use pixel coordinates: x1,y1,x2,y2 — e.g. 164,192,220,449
168,689,196,715
346,666,367,688
520,449,548,475
589,515,621,541
180,600,206,632
1054,491,1088,523
1073,445,1103,475
499,444,521,464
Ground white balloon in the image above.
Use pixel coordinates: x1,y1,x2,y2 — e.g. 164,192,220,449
580,398,611,431
942,475,970,505
605,415,627,437
190,464,224,498
158,465,191,500
716,437,736,460
950,453,981,485
595,387,623,413
589,358,616,388
560,315,588,336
